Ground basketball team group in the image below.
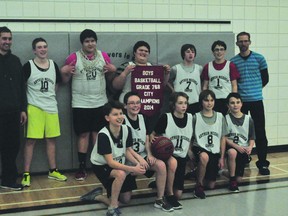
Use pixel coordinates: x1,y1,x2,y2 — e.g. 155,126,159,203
0,26,270,216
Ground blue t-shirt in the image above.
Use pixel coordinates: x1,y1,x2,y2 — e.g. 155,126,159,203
230,51,267,102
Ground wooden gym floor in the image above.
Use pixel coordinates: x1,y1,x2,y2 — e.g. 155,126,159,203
0,152,288,214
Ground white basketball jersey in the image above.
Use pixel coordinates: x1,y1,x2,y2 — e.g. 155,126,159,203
26,59,57,113
193,112,223,153
72,50,107,108
208,61,231,99
226,114,250,147
90,125,129,165
124,114,147,158
164,113,193,158
173,64,202,104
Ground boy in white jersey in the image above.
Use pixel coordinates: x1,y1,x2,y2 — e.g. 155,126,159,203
123,91,173,212
202,40,240,115
151,92,193,209
86,100,146,216
168,44,202,114
192,90,226,199
168,44,202,180
61,29,116,181
225,93,255,192
21,38,67,187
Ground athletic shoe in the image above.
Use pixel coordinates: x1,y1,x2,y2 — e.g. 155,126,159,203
154,197,174,212
75,169,87,181
80,187,103,201
106,207,121,216
256,160,270,175
229,180,239,193
148,180,156,189
48,169,67,181
184,168,197,180
259,166,270,175
194,185,206,199
21,172,31,187
0,183,23,191
165,195,182,210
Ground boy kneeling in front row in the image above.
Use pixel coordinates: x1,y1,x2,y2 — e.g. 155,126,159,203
225,93,255,192
82,100,146,216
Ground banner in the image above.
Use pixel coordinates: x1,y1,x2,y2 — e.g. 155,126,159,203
131,66,165,117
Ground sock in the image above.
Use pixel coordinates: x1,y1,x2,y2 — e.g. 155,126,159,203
78,152,87,169
230,176,236,181
49,168,57,173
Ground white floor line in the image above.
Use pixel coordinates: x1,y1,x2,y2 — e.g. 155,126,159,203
0,196,81,207
0,182,103,195
271,166,288,173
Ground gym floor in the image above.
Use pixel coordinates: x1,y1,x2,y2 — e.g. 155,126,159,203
0,152,288,216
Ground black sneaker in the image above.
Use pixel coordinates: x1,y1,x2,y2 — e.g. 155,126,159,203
0,183,23,191
229,180,239,193
80,187,103,201
259,166,270,175
194,185,206,199
165,195,182,210
106,207,121,216
154,197,174,212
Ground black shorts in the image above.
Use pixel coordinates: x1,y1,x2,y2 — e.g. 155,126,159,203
126,156,155,178
72,107,106,135
144,156,155,178
92,164,137,197
214,99,228,116
226,146,249,177
193,146,220,181
173,156,187,190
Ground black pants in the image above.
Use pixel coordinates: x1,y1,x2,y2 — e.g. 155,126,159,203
241,100,269,167
187,102,200,115
0,112,21,185
214,99,228,116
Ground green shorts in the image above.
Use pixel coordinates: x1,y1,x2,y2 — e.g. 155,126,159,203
26,104,60,139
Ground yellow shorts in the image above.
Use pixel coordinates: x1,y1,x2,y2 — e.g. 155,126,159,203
26,104,61,139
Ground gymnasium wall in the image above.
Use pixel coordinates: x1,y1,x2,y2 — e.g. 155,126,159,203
1,0,287,173
0,1,287,149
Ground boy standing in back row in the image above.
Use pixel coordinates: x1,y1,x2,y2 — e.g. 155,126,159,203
21,38,67,187
61,29,116,180
202,40,240,116
168,44,202,114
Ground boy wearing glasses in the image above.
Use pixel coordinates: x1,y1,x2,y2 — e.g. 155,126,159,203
202,40,240,115
123,91,174,212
